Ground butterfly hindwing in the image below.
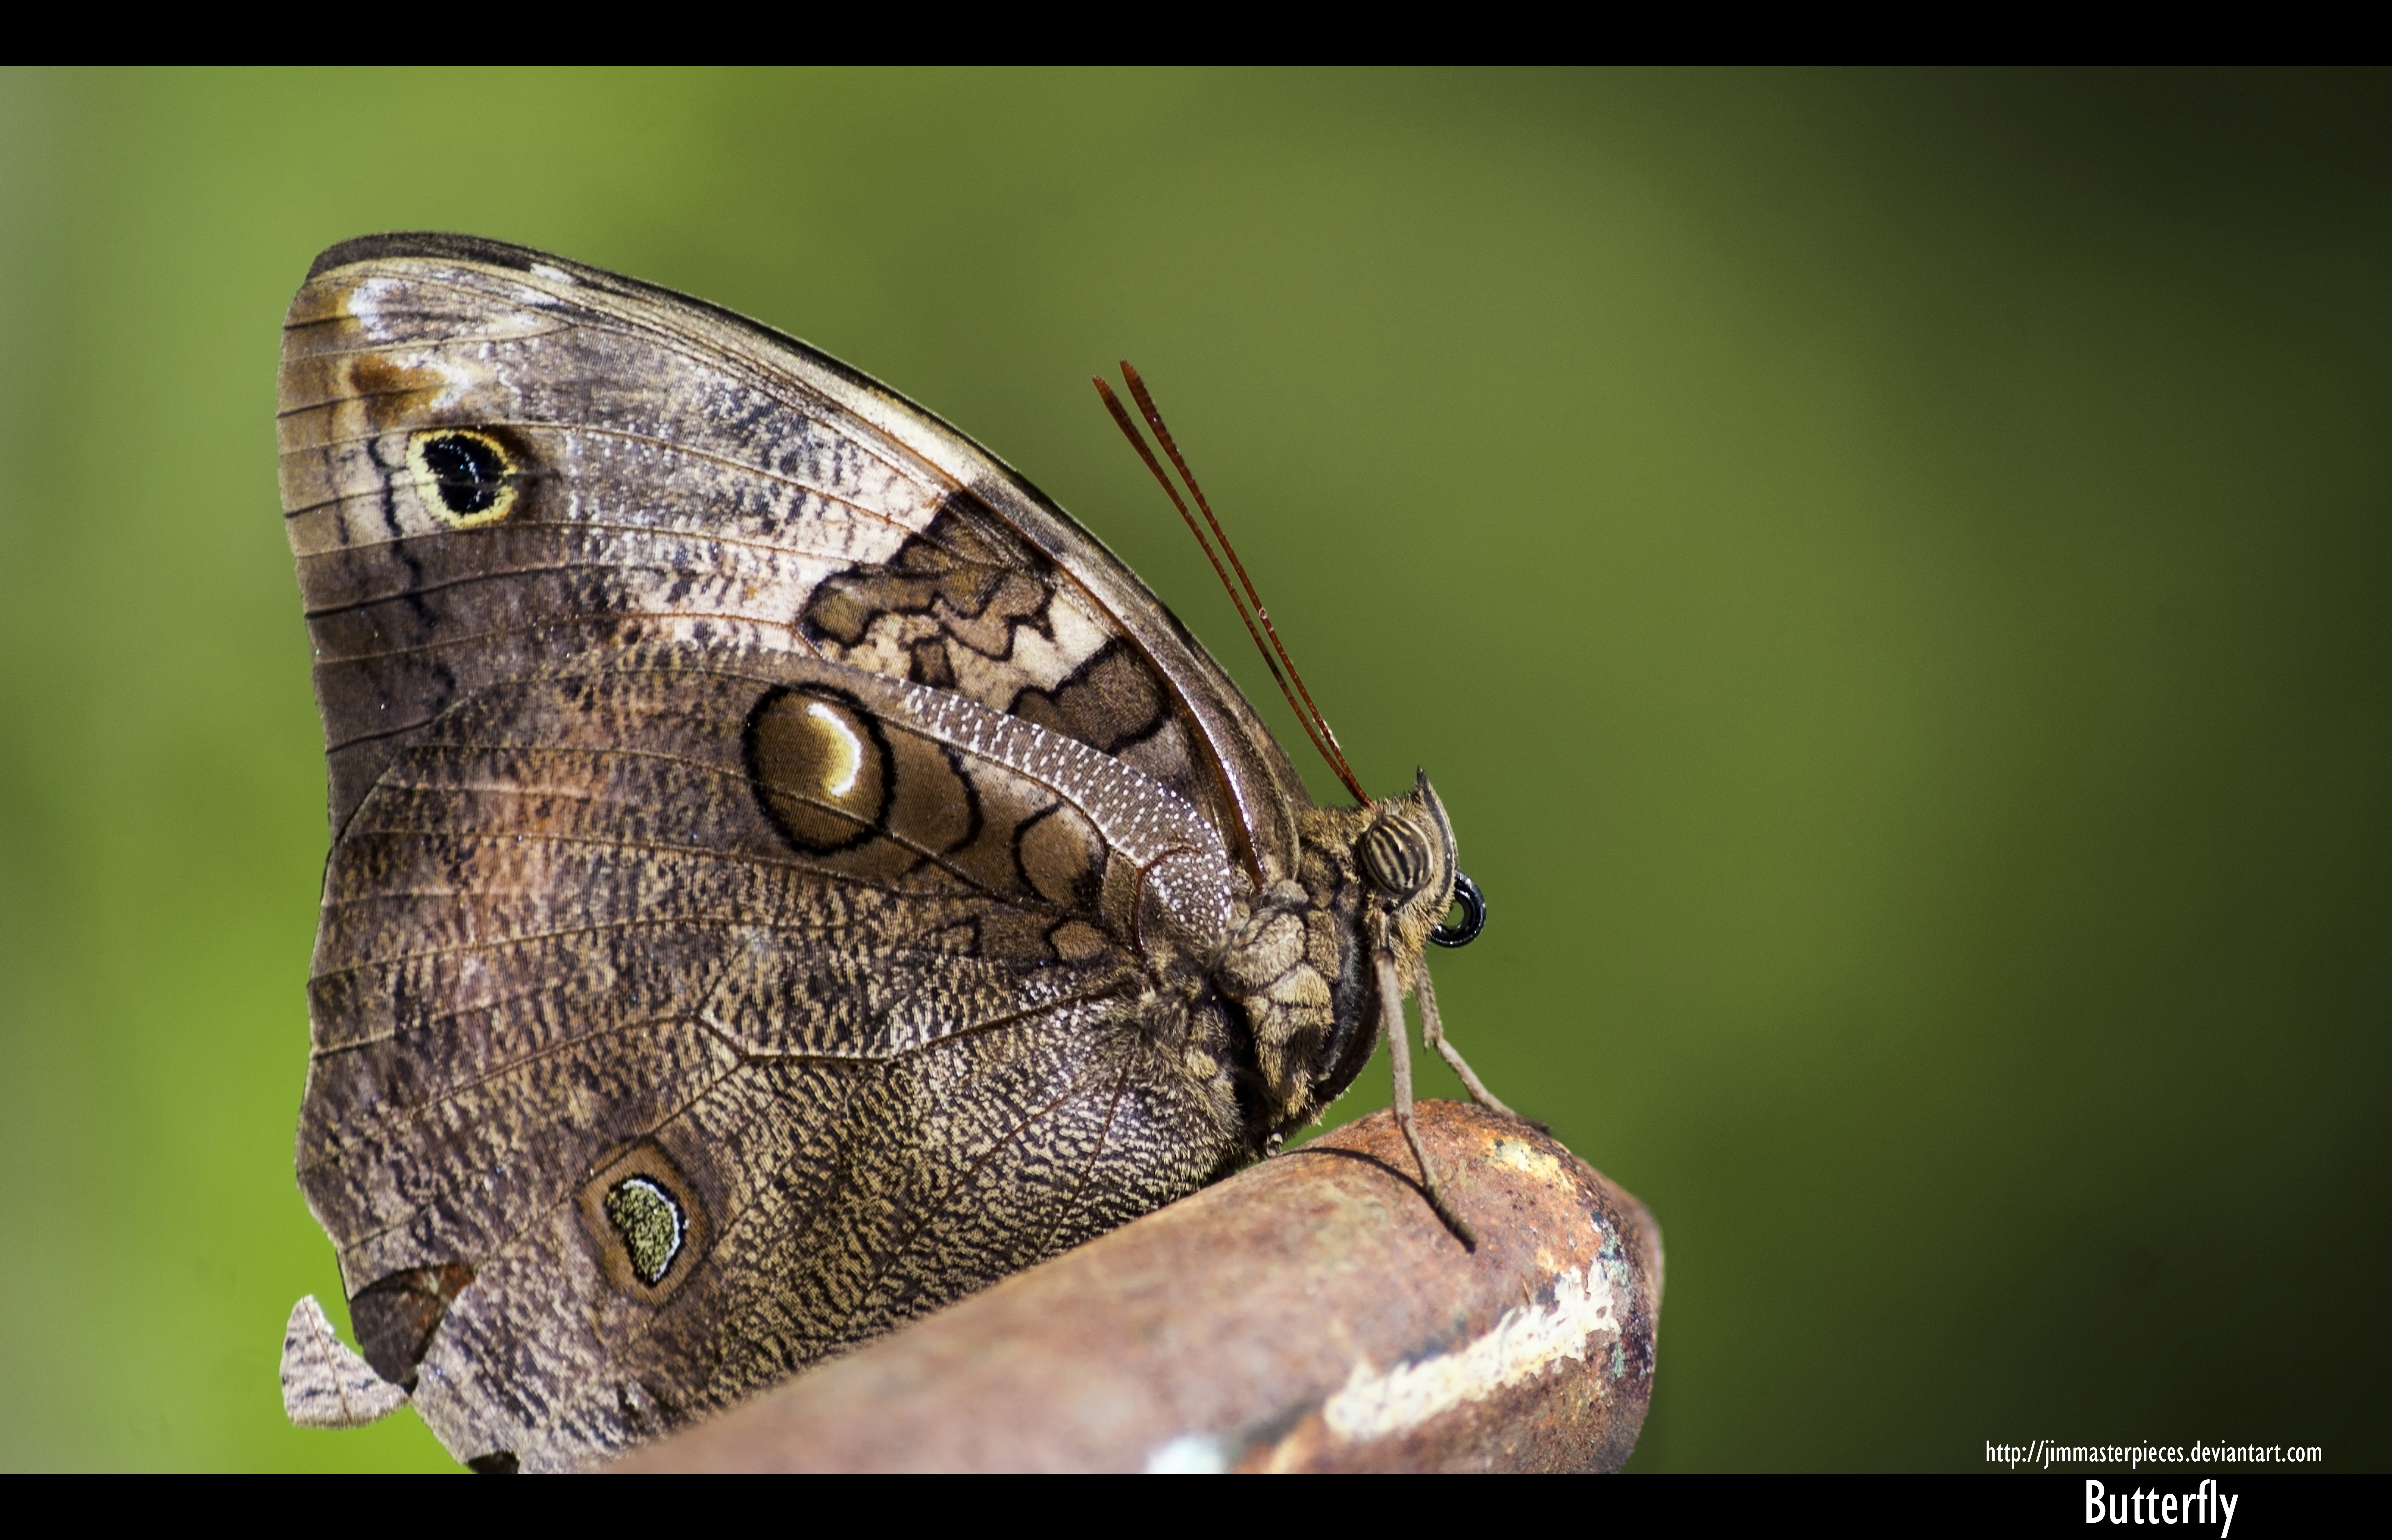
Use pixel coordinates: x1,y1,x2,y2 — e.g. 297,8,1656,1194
298,644,1251,1467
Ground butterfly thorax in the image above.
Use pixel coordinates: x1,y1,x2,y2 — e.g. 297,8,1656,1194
1215,778,1460,1142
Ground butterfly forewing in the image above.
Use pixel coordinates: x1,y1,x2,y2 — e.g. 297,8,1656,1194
279,234,1302,872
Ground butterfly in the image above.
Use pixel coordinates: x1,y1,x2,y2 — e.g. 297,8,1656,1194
273,233,1511,1472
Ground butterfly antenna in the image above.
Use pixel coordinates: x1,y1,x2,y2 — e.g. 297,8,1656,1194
1116,363,1369,804
1095,370,1372,806
1092,378,1287,727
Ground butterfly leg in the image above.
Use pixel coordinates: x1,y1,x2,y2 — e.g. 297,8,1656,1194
1412,965,1520,1120
1374,941,1477,1249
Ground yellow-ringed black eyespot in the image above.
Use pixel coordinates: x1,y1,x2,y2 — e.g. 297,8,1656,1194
1430,870,1486,948
406,428,520,527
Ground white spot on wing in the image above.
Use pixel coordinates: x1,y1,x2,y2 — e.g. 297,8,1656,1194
344,275,404,342
806,700,863,796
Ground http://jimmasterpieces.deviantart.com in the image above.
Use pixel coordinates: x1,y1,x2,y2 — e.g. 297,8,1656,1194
1987,1439,2324,1473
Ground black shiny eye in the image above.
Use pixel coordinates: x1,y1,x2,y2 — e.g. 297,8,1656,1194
1430,870,1485,948
421,432,506,514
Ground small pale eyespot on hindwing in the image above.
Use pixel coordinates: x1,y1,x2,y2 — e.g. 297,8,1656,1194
604,1177,687,1287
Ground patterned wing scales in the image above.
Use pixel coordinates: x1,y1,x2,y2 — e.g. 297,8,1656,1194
278,234,1302,879
298,645,1251,1468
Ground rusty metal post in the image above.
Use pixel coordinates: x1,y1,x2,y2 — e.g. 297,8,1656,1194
619,1101,1662,1473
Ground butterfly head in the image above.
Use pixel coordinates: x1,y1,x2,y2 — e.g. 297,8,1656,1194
1357,770,1483,956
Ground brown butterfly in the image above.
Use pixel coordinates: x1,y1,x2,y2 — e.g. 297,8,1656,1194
272,233,1513,1471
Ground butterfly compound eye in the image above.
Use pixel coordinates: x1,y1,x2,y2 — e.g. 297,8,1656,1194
1358,818,1433,898
1430,871,1487,948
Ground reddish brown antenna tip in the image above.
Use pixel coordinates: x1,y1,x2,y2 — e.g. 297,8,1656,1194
1094,365,1371,806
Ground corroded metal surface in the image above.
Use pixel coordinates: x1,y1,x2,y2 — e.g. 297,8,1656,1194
619,1102,1661,1473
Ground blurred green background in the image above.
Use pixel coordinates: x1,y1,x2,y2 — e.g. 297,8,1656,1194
2,67,2386,1472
